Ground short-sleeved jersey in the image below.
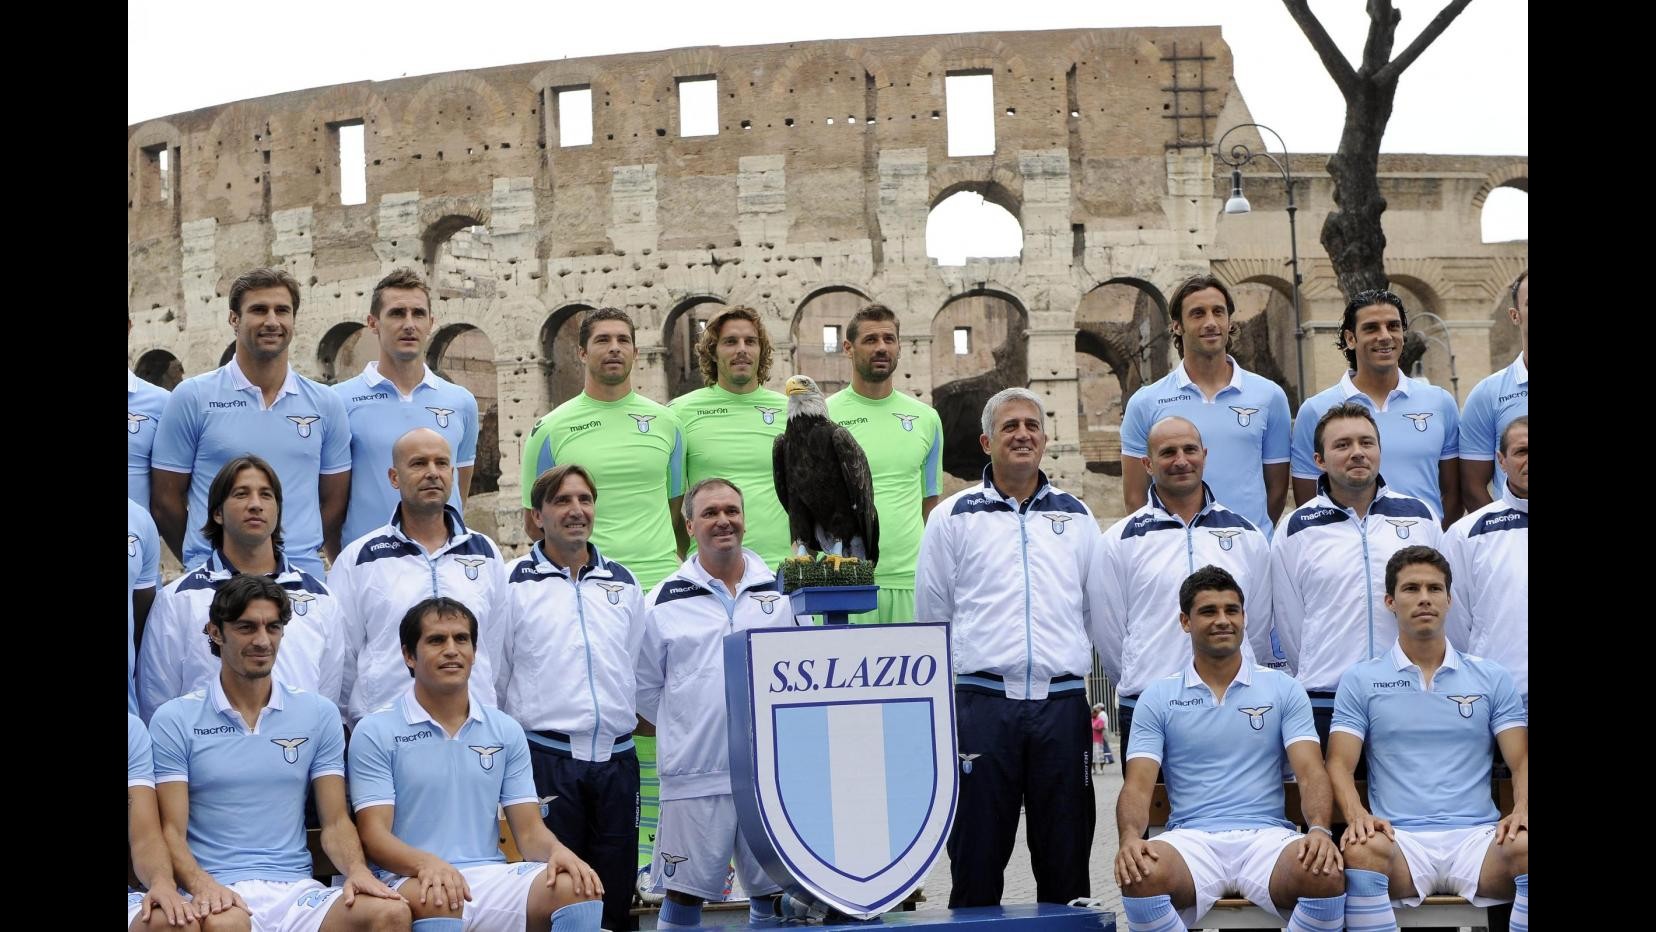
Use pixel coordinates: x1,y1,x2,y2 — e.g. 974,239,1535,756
1460,353,1528,494
129,712,156,788
152,362,352,576
520,392,685,591
1291,372,1460,517
348,689,538,872
149,680,346,884
669,384,791,568
1332,643,1526,828
129,499,162,717
825,388,943,589
129,370,171,507
334,361,480,547
1121,358,1292,538
1128,664,1318,832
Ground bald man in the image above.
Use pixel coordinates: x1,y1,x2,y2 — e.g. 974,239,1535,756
1090,416,1274,769
330,428,510,723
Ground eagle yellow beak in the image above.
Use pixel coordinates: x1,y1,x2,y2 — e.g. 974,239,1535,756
784,377,810,396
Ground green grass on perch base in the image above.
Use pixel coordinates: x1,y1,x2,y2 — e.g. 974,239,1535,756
778,558,876,593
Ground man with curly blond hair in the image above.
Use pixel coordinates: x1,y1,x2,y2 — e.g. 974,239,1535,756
666,306,791,568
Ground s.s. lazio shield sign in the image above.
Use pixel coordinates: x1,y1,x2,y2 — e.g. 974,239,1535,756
725,623,957,919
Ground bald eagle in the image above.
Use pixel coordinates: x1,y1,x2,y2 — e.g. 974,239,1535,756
772,375,879,569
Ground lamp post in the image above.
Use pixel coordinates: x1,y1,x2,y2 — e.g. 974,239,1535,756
1216,123,1306,405
1408,310,1461,401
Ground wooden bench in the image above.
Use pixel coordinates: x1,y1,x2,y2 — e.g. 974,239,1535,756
1144,779,1513,931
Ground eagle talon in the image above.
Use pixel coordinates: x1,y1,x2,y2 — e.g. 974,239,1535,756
824,555,860,572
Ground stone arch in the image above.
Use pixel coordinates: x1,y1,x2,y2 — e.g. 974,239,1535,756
1227,276,1301,409
540,303,594,406
422,213,494,297
768,43,892,96
135,348,184,391
128,120,182,207
1470,160,1529,210
663,295,729,399
316,321,370,385
297,85,395,142
428,322,501,497
932,288,1030,481
401,73,512,137
911,36,1031,87
1074,280,1166,437
929,170,1023,217
789,285,870,395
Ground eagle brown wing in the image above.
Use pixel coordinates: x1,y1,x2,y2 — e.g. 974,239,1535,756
829,422,880,566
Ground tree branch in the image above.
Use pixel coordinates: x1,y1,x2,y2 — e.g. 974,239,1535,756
1281,0,1358,95
1376,0,1475,84
1361,0,1401,75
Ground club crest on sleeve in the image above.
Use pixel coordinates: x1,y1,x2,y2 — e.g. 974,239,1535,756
1229,406,1259,427
630,414,656,434
286,415,321,438
426,406,455,428
538,795,558,818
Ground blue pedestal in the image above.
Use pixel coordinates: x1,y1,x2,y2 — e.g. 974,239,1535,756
789,585,879,625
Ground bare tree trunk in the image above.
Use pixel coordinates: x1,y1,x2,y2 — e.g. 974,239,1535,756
1282,0,1473,299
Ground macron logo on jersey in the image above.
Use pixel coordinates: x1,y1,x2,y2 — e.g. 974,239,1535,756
286,415,321,438
1229,406,1259,427
1403,413,1433,432
194,725,238,737
209,400,248,409
426,406,454,428
630,414,656,433
352,392,390,403
394,730,434,744
1373,679,1413,689
1498,390,1528,404
128,412,150,434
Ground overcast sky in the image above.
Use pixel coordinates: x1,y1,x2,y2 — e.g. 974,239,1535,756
128,0,1527,246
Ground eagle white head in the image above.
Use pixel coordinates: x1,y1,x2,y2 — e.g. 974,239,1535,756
783,374,828,420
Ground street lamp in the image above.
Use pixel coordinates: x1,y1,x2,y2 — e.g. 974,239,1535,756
1407,310,1460,401
1215,123,1307,404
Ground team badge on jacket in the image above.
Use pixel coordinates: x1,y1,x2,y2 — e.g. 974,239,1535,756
1385,519,1417,540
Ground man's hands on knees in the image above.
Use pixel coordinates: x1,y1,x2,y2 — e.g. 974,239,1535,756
186,878,247,915
1295,829,1343,876
343,865,411,908
1115,838,1161,887
1495,807,1527,846
546,842,604,898
142,886,198,927
1340,813,1394,848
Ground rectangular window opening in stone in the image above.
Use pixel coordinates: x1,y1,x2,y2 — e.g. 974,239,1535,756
822,325,841,353
556,87,593,147
332,120,367,206
677,76,719,137
945,71,994,157
141,143,171,203
954,327,972,355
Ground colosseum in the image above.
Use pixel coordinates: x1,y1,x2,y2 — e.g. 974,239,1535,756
127,26,1528,551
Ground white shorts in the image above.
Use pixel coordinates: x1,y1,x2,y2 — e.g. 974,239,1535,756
652,794,779,901
1392,824,1509,908
391,861,544,932
227,878,344,932
1156,825,1302,927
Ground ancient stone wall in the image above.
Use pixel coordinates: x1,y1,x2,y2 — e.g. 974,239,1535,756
128,28,1527,545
